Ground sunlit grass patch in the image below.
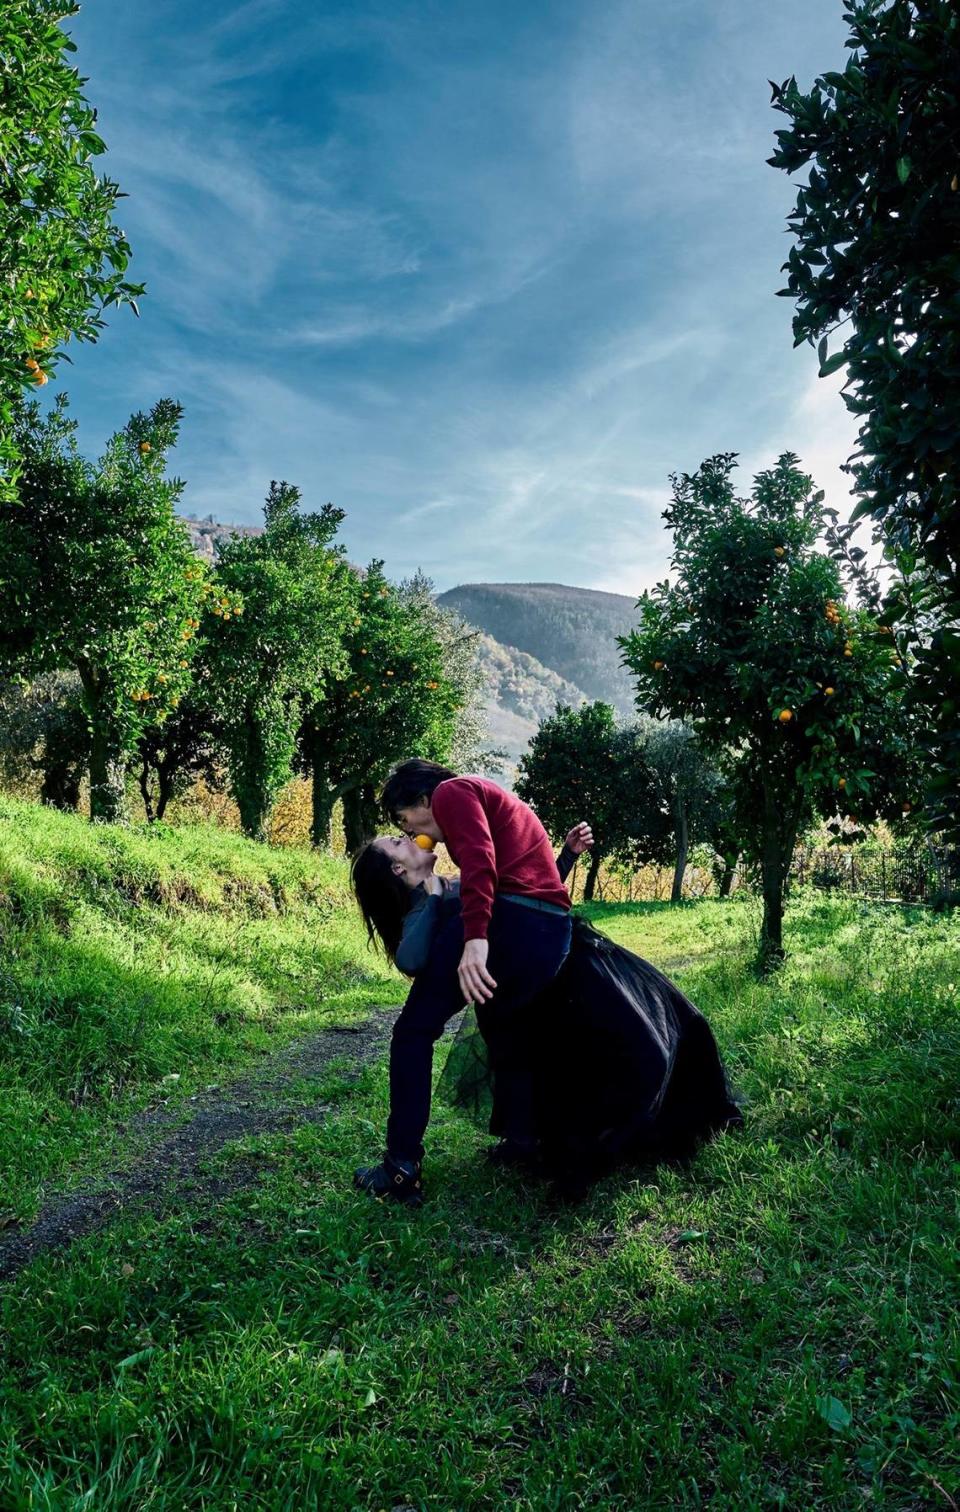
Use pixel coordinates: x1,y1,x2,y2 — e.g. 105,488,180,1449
0,797,399,1221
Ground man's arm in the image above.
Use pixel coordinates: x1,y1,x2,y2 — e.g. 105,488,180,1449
431,781,498,942
431,780,499,1004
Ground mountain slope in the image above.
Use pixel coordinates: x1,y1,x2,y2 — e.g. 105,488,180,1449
470,631,587,774
437,582,638,715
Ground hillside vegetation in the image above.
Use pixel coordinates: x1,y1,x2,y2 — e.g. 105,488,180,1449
472,631,587,771
438,582,638,714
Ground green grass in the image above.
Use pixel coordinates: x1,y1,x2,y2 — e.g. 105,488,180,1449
0,796,400,1223
1,798,958,1508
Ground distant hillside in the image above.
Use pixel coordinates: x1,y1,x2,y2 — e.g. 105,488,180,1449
437,582,638,715
471,631,587,777
180,514,263,562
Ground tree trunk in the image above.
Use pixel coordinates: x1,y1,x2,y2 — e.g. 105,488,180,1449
310,762,336,849
758,787,801,972
155,758,177,822
77,661,127,824
718,857,738,898
236,782,270,843
138,756,156,823
233,716,271,842
40,760,82,812
583,849,602,902
88,719,127,823
671,805,689,902
342,783,379,855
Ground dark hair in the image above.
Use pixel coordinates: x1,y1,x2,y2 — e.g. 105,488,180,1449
351,841,413,964
380,759,456,822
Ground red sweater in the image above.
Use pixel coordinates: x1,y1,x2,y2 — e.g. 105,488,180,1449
431,777,571,942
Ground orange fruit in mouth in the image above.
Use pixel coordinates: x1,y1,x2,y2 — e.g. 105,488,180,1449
414,834,435,851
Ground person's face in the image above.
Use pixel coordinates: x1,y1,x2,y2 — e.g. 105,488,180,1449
393,798,443,843
373,833,437,887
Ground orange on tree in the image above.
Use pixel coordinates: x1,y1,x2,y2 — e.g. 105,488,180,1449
618,450,917,968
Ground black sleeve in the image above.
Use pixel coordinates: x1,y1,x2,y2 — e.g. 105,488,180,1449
556,844,578,884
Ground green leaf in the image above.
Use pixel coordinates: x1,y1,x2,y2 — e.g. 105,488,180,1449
116,1347,157,1371
896,155,911,184
818,352,847,378
816,1395,852,1431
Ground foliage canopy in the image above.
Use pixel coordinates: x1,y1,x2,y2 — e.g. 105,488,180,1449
770,0,960,836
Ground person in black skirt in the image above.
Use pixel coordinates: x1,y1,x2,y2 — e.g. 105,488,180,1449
352,819,742,1200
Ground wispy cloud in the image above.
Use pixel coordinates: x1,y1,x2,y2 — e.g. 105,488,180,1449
61,0,854,596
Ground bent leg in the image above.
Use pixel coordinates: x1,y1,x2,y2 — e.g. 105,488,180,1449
386,915,466,1161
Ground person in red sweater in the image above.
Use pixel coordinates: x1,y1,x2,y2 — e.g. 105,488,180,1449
354,759,573,1206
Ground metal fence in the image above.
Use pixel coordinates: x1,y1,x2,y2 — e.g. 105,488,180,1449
566,847,960,907
790,846,960,905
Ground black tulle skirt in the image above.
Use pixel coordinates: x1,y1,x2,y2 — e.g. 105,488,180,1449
437,915,742,1191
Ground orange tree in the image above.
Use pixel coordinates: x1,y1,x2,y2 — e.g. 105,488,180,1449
516,701,666,901
1,395,211,820
203,482,355,842
299,560,461,852
1,1,142,491
619,453,919,967
769,0,960,839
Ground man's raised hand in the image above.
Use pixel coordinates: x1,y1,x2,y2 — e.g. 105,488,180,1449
565,821,594,856
458,938,497,1005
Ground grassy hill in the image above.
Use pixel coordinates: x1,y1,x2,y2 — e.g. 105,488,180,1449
438,581,639,715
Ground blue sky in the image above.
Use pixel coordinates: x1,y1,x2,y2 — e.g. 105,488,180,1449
60,0,857,595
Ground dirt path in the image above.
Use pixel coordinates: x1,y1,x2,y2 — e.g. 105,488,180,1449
0,1008,404,1282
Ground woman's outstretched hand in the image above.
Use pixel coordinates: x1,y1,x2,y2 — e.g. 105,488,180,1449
565,821,594,855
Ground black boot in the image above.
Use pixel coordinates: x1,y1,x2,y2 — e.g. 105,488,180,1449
353,1152,424,1208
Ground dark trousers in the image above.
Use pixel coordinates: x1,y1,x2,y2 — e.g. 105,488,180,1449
386,899,572,1162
